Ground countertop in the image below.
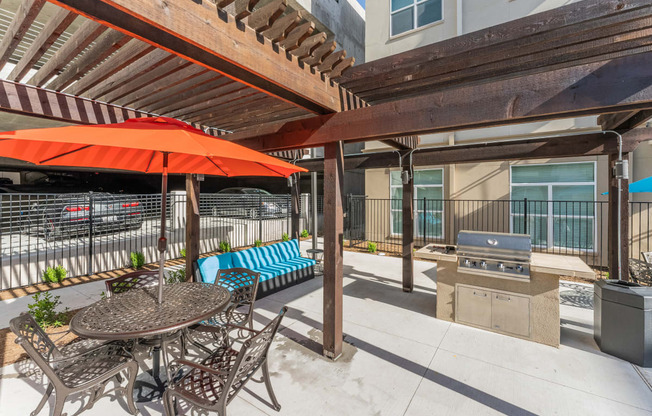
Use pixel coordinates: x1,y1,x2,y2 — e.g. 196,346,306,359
415,244,595,279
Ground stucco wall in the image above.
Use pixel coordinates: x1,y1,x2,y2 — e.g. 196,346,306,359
292,0,366,64
366,0,583,62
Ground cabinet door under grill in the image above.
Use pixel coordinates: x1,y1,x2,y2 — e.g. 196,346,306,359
456,286,492,328
491,293,531,337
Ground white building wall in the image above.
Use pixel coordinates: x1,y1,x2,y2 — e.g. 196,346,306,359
365,0,597,155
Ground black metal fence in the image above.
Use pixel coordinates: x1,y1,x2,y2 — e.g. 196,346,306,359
346,195,652,271
0,192,302,290
3,191,650,290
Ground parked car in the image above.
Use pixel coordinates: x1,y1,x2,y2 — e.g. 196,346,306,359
20,193,143,240
211,188,287,219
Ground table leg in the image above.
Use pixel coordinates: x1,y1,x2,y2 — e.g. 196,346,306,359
152,346,161,380
162,338,172,383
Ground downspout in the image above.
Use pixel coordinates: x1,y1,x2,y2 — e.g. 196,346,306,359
603,130,626,281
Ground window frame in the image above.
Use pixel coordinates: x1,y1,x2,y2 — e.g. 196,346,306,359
509,161,597,252
389,167,445,238
389,0,445,39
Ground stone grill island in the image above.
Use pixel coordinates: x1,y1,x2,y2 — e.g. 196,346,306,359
417,241,595,347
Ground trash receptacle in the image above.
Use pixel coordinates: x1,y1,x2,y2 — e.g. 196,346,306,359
594,280,652,367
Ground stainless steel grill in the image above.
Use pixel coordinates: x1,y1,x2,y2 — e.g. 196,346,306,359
457,231,532,281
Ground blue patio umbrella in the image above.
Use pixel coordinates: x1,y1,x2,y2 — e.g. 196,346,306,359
602,176,652,194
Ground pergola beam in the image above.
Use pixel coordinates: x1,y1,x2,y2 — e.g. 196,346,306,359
296,129,652,172
599,109,652,130
63,39,156,96
46,30,130,91
381,136,420,150
0,79,211,130
28,19,107,87
50,0,343,114
7,8,77,82
0,0,47,69
339,0,652,103
227,52,652,151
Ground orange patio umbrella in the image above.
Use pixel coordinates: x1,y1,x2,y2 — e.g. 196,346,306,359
0,116,306,303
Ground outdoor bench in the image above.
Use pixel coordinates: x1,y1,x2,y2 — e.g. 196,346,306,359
194,239,315,298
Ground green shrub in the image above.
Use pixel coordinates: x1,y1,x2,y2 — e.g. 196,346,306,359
282,233,290,242
42,265,67,283
28,292,68,328
166,268,186,285
367,242,377,253
254,239,262,247
301,229,309,238
219,240,231,253
130,251,145,269
42,267,57,283
54,265,67,282
180,248,186,258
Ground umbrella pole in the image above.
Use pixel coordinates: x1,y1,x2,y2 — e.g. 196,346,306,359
158,153,169,304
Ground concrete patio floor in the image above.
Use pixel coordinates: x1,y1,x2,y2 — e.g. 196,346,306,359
1,241,651,415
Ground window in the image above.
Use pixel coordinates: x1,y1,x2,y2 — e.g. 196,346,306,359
390,168,444,237
510,162,596,250
391,0,443,36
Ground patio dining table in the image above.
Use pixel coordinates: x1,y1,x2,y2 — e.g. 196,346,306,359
70,282,230,389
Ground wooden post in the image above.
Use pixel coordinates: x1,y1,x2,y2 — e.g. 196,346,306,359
402,164,414,292
291,172,301,241
185,174,200,282
311,170,318,251
323,141,344,360
608,153,630,281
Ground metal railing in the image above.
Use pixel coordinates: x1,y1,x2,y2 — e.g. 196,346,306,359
345,196,652,271
0,192,302,290
3,191,650,290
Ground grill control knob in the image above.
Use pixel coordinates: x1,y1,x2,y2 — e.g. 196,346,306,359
463,258,471,267
497,263,505,270
480,261,487,269
516,265,524,273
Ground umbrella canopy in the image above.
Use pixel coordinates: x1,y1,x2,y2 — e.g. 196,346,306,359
0,116,304,177
601,176,652,195
0,116,307,303
628,176,652,193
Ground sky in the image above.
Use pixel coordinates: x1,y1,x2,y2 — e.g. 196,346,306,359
356,0,365,8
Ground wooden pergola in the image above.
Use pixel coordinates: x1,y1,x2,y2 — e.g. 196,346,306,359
0,0,651,359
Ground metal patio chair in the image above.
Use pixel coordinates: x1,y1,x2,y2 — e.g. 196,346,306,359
10,313,138,416
642,251,652,266
163,307,287,416
105,270,160,295
105,270,186,366
188,268,260,354
629,258,652,286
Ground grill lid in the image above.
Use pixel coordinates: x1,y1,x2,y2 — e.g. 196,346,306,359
457,231,532,259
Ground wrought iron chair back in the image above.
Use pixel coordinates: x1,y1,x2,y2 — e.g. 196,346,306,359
11,313,140,416
225,306,286,402
629,258,652,285
215,268,260,327
642,251,652,266
10,313,62,381
164,307,287,415
105,270,160,296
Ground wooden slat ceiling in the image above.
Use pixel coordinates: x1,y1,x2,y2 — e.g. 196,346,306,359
223,0,652,151
0,0,357,133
